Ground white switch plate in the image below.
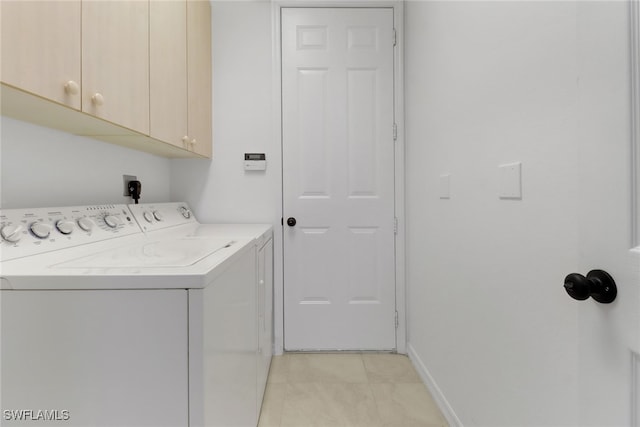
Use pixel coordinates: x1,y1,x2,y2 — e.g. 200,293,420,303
439,174,451,199
499,162,522,199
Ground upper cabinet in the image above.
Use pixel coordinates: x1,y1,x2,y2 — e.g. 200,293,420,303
1,1,82,110
149,0,188,149
0,0,212,159
82,0,150,134
187,0,213,158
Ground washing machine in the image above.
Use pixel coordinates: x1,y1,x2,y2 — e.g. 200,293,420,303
0,202,269,427
127,202,274,427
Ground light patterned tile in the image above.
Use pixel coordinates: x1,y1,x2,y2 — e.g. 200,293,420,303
287,353,368,383
370,383,448,427
280,382,382,427
258,383,286,427
362,354,422,383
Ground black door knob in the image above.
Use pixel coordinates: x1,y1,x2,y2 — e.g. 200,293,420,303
564,269,617,304
286,217,297,227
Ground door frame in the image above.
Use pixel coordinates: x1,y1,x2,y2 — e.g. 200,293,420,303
631,0,640,249
271,0,406,354
630,1,640,423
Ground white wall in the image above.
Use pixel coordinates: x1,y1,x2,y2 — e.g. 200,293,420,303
405,1,582,425
171,1,276,224
1,117,171,208
169,1,283,348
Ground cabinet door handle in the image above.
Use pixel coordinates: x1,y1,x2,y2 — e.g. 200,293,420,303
64,80,79,95
91,93,104,106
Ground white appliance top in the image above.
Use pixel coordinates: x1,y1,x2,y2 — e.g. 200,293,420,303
0,204,141,262
55,237,236,268
0,202,270,291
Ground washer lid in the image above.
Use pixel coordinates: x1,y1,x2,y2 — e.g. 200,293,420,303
54,238,236,268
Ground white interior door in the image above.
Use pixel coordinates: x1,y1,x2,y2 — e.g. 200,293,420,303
282,8,396,351
574,2,640,425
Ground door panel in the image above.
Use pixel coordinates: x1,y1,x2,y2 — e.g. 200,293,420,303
282,8,396,351
576,2,640,425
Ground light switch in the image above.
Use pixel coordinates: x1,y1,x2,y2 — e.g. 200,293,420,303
439,174,451,199
499,162,522,199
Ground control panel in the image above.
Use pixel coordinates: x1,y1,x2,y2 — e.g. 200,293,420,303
128,202,197,233
0,205,141,261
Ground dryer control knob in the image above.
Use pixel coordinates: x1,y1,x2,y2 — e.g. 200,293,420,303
77,217,95,232
56,220,75,235
153,211,164,221
104,215,123,228
1,224,24,242
178,206,191,219
31,222,53,239
143,211,154,223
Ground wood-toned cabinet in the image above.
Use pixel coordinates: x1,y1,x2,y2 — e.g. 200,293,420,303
150,0,188,148
150,0,211,157
82,0,150,134
0,0,212,159
1,1,81,110
187,0,213,158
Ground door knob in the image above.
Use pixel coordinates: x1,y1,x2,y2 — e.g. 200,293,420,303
563,269,617,304
286,217,297,227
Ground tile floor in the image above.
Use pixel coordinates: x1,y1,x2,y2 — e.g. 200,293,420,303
258,353,449,427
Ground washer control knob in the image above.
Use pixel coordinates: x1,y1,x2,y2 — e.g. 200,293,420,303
178,206,191,219
30,222,53,239
104,215,123,228
1,224,24,242
77,217,95,232
56,220,75,235
153,211,164,221
143,211,154,223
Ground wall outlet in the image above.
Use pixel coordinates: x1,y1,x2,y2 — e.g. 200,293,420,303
123,175,137,196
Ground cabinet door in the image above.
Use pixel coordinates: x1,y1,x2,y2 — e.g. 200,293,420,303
82,0,149,134
1,1,81,110
187,0,212,158
150,0,188,148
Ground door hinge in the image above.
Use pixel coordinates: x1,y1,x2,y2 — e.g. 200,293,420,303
394,217,398,235
393,123,397,141
395,310,399,329
393,28,397,46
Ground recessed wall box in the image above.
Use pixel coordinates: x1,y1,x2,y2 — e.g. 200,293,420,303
244,153,267,171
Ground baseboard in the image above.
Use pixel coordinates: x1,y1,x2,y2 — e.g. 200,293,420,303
407,343,463,427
